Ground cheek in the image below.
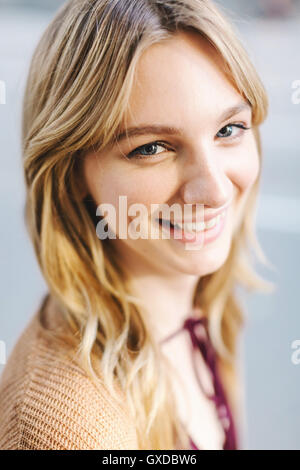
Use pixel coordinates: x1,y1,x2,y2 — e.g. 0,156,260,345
83,155,175,214
227,136,260,231
118,165,179,209
228,136,260,194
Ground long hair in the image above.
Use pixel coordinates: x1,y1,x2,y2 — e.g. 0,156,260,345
22,0,274,449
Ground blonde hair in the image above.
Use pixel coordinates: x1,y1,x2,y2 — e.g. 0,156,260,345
22,0,275,449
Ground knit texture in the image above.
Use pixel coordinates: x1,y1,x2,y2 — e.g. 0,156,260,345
0,294,139,450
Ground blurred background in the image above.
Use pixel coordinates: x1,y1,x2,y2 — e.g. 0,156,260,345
0,0,299,450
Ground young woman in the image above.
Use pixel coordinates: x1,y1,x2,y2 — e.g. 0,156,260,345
0,0,273,450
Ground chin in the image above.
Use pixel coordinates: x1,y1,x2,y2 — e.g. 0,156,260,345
173,234,232,277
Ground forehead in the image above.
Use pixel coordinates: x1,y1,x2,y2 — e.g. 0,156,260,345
123,31,243,131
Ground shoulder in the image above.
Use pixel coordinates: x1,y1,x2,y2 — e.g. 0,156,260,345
0,296,138,450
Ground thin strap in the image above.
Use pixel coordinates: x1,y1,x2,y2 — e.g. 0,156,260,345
160,313,238,450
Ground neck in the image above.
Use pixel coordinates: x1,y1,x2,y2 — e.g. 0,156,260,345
127,270,201,343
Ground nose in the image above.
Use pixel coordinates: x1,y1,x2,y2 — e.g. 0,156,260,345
179,151,232,208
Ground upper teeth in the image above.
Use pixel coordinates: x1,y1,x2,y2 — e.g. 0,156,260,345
166,210,226,232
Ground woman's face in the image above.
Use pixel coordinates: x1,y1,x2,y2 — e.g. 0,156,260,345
83,31,259,278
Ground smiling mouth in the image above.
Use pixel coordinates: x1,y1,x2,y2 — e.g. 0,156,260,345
156,210,227,233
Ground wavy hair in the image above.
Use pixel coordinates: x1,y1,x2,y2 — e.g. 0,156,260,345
22,0,274,449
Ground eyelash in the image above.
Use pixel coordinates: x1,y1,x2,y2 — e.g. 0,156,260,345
125,123,251,160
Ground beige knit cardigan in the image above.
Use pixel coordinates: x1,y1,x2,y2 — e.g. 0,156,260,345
0,295,139,450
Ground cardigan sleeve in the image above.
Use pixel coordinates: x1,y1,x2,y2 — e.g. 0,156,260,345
0,338,139,450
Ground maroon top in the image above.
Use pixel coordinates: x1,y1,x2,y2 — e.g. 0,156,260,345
160,313,239,450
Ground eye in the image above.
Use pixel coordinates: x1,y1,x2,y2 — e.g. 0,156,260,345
125,141,173,160
123,123,251,161
216,123,251,140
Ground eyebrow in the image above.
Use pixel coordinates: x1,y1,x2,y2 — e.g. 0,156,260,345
113,102,251,144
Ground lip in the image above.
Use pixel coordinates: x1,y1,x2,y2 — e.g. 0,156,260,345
166,200,232,225
160,209,227,245
183,209,227,245
166,208,227,225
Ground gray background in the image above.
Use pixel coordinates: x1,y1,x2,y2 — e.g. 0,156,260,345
0,0,299,450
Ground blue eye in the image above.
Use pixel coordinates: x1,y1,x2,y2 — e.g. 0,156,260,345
216,123,250,138
124,123,251,160
126,141,171,160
